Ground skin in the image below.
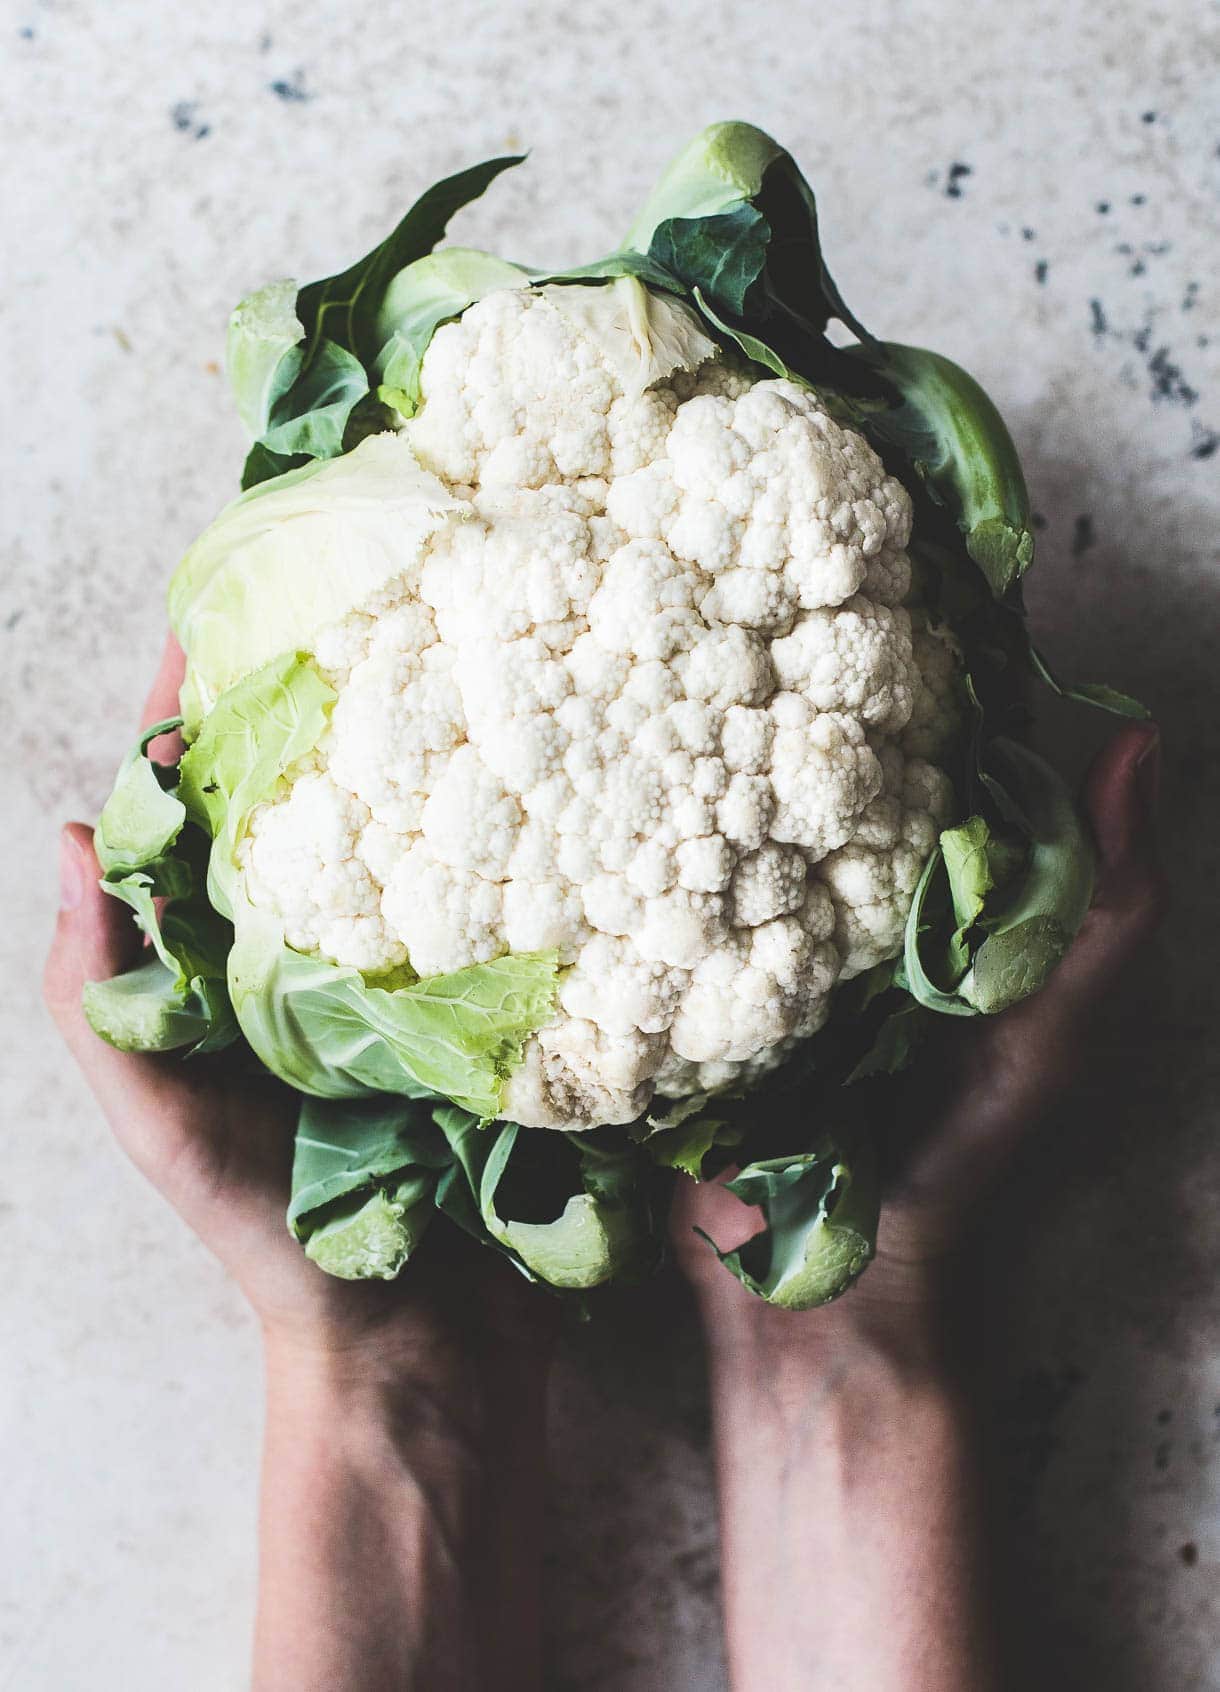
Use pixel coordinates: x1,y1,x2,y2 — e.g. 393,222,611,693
44,636,558,1692
671,715,1165,1691
44,634,1164,1691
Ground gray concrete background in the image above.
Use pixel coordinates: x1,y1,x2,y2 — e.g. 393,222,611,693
3,1,1217,1686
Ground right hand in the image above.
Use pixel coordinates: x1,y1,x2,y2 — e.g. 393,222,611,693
673,722,1166,1351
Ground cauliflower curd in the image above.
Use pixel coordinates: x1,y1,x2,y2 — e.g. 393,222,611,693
240,282,959,1129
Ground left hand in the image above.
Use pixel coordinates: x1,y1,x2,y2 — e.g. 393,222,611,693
44,634,557,1390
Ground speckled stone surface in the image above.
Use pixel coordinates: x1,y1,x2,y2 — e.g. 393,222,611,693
3,3,1217,1687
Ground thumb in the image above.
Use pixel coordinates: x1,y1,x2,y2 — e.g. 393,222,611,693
43,822,220,1189
882,723,1166,1250
668,1167,768,1309
1078,719,1165,915
1025,722,1166,1010
43,823,141,1052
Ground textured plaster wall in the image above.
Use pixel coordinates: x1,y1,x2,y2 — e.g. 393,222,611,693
2,2,1217,1687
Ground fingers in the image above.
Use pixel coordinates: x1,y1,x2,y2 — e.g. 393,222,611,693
885,725,1165,1249
1028,722,1166,1008
42,823,183,1160
49,638,188,1041
671,1169,764,1250
668,1167,766,1300
1085,720,1161,874
43,822,185,1119
43,797,294,1263
43,824,143,1039
965,721,1163,1054
139,632,187,762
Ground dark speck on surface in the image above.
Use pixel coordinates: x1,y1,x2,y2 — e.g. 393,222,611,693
1149,346,1197,405
1070,514,1095,557
1157,1408,1174,1425
170,100,210,139
1131,193,1146,205
5,610,24,631
18,24,34,37
1031,510,1049,531
258,30,273,50
1130,258,1147,277
945,161,973,199
1182,281,1199,311
1022,225,1036,241
269,71,312,102
1096,200,1111,214
1034,259,1048,284
1189,426,1217,460
1180,1542,1199,1566
1089,298,1108,338
1141,109,1157,123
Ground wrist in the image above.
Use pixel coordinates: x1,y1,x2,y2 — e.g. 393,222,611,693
260,1305,554,1478
255,1280,554,1692
693,1252,966,1405
264,1332,486,1472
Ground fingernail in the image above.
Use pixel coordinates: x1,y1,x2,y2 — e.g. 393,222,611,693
1135,730,1161,817
59,830,85,910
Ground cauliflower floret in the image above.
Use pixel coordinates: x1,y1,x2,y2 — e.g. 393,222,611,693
420,745,522,877
818,753,955,977
558,933,688,1036
904,615,964,760
381,840,506,976
769,704,883,856
730,842,808,926
770,597,918,732
609,375,912,615
653,1039,802,1099
668,919,837,1064
240,282,957,1129
501,1020,663,1129
860,545,913,607
327,647,464,821
244,772,407,973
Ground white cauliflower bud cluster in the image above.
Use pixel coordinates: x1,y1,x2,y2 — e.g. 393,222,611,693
242,282,959,1129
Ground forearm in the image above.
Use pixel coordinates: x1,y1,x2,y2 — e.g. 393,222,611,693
252,1342,547,1692
702,1306,999,1692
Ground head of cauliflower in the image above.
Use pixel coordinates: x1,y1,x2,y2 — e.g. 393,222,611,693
238,280,960,1129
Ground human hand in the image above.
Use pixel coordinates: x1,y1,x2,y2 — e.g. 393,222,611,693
673,722,1166,1359
43,634,556,1389
674,725,1164,1692
47,635,558,1690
